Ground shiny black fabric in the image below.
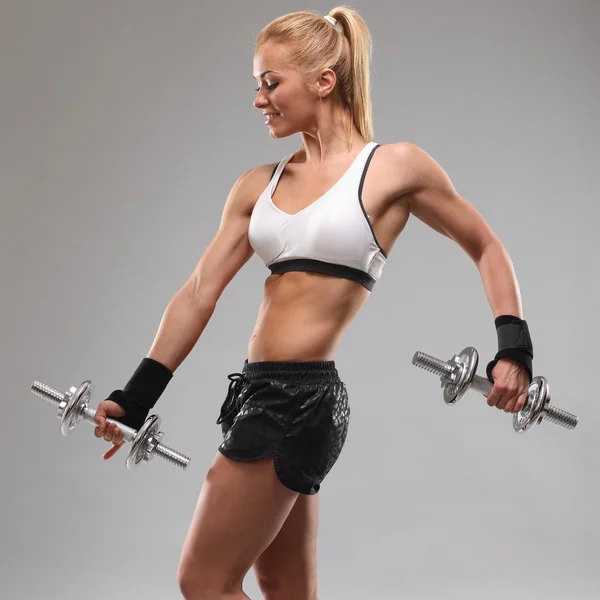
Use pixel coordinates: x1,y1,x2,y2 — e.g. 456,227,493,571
216,359,350,495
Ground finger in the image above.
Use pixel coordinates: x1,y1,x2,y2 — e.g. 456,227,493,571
108,423,120,443
503,394,518,413
94,406,107,425
104,423,117,443
103,441,124,460
496,394,509,410
94,421,106,438
94,408,107,436
515,390,529,413
486,387,500,407
494,385,513,410
488,384,507,408
113,426,123,446
103,443,122,460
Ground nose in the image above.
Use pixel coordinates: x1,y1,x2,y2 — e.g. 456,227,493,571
253,91,268,110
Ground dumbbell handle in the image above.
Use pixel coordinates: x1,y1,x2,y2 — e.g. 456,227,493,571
469,374,493,397
413,351,499,397
421,353,520,398
412,351,578,430
31,381,190,468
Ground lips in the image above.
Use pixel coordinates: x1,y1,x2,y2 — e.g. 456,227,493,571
264,113,280,124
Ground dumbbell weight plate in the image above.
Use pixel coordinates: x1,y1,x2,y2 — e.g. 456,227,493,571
513,376,549,434
59,381,93,436
443,347,479,405
126,414,162,470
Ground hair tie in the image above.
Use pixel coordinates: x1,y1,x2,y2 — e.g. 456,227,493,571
324,15,342,33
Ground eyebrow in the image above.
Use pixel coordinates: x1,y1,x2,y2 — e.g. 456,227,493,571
253,70,277,80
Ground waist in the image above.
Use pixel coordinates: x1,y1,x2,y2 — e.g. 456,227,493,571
247,323,339,363
247,271,369,361
241,358,340,384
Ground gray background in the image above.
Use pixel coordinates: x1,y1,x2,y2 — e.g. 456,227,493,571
1,0,598,598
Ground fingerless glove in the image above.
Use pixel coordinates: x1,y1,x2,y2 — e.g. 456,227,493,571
107,358,173,430
486,315,534,383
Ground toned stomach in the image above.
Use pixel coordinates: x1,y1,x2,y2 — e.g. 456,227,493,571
247,271,371,363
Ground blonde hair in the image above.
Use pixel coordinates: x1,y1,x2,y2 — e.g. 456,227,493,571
255,6,374,150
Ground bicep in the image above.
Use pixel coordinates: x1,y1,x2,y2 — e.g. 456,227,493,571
185,170,257,304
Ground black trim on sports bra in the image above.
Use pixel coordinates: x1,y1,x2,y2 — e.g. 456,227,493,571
268,258,376,291
358,144,388,259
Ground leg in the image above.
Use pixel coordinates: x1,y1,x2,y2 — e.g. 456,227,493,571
177,452,299,600
253,493,319,600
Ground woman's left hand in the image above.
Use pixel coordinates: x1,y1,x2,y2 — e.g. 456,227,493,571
486,358,530,413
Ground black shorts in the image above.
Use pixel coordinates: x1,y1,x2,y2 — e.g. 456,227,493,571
216,360,350,495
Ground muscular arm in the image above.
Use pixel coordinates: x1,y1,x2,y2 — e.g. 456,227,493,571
393,142,523,319
146,166,268,371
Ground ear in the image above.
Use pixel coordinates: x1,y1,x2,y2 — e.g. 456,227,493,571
316,68,337,99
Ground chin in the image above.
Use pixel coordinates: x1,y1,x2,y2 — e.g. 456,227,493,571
268,122,300,139
269,127,295,139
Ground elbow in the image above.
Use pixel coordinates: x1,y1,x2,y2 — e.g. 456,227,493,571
475,235,508,266
180,278,220,311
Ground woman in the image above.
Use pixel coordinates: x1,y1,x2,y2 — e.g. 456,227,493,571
94,7,533,600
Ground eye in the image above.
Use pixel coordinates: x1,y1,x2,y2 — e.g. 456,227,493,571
254,82,279,92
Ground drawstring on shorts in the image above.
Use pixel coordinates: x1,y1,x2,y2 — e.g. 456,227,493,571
216,372,249,424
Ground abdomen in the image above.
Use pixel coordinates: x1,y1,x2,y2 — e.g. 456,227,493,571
247,272,370,362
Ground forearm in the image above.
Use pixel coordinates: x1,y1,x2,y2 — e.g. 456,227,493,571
146,287,216,372
476,241,523,319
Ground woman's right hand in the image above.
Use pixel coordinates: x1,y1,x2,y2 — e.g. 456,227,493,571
94,400,127,460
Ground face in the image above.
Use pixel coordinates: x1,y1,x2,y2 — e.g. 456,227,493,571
253,42,327,138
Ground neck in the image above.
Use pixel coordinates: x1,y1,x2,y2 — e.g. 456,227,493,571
297,106,365,166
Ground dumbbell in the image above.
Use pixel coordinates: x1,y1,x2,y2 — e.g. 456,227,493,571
411,347,578,433
30,379,191,469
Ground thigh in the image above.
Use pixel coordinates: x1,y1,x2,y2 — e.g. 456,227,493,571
253,493,319,599
276,378,350,495
178,452,299,593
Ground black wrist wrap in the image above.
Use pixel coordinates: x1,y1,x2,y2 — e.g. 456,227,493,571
107,358,173,430
485,315,534,383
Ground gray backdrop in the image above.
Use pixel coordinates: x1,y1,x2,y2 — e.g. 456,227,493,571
1,1,598,598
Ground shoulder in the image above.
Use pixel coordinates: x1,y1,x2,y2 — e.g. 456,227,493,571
223,160,280,216
377,141,435,165
375,142,454,196
232,160,279,193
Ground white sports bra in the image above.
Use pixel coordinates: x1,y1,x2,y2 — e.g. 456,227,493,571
248,141,388,291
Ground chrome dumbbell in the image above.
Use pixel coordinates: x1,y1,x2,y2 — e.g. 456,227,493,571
412,347,578,433
31,379,191,469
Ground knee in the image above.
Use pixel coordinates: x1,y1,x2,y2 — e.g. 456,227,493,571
177,561,247,600
256,577,282,600
256,574,317,600
177,562,230,600
178,575,223,600
177,564,204,600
